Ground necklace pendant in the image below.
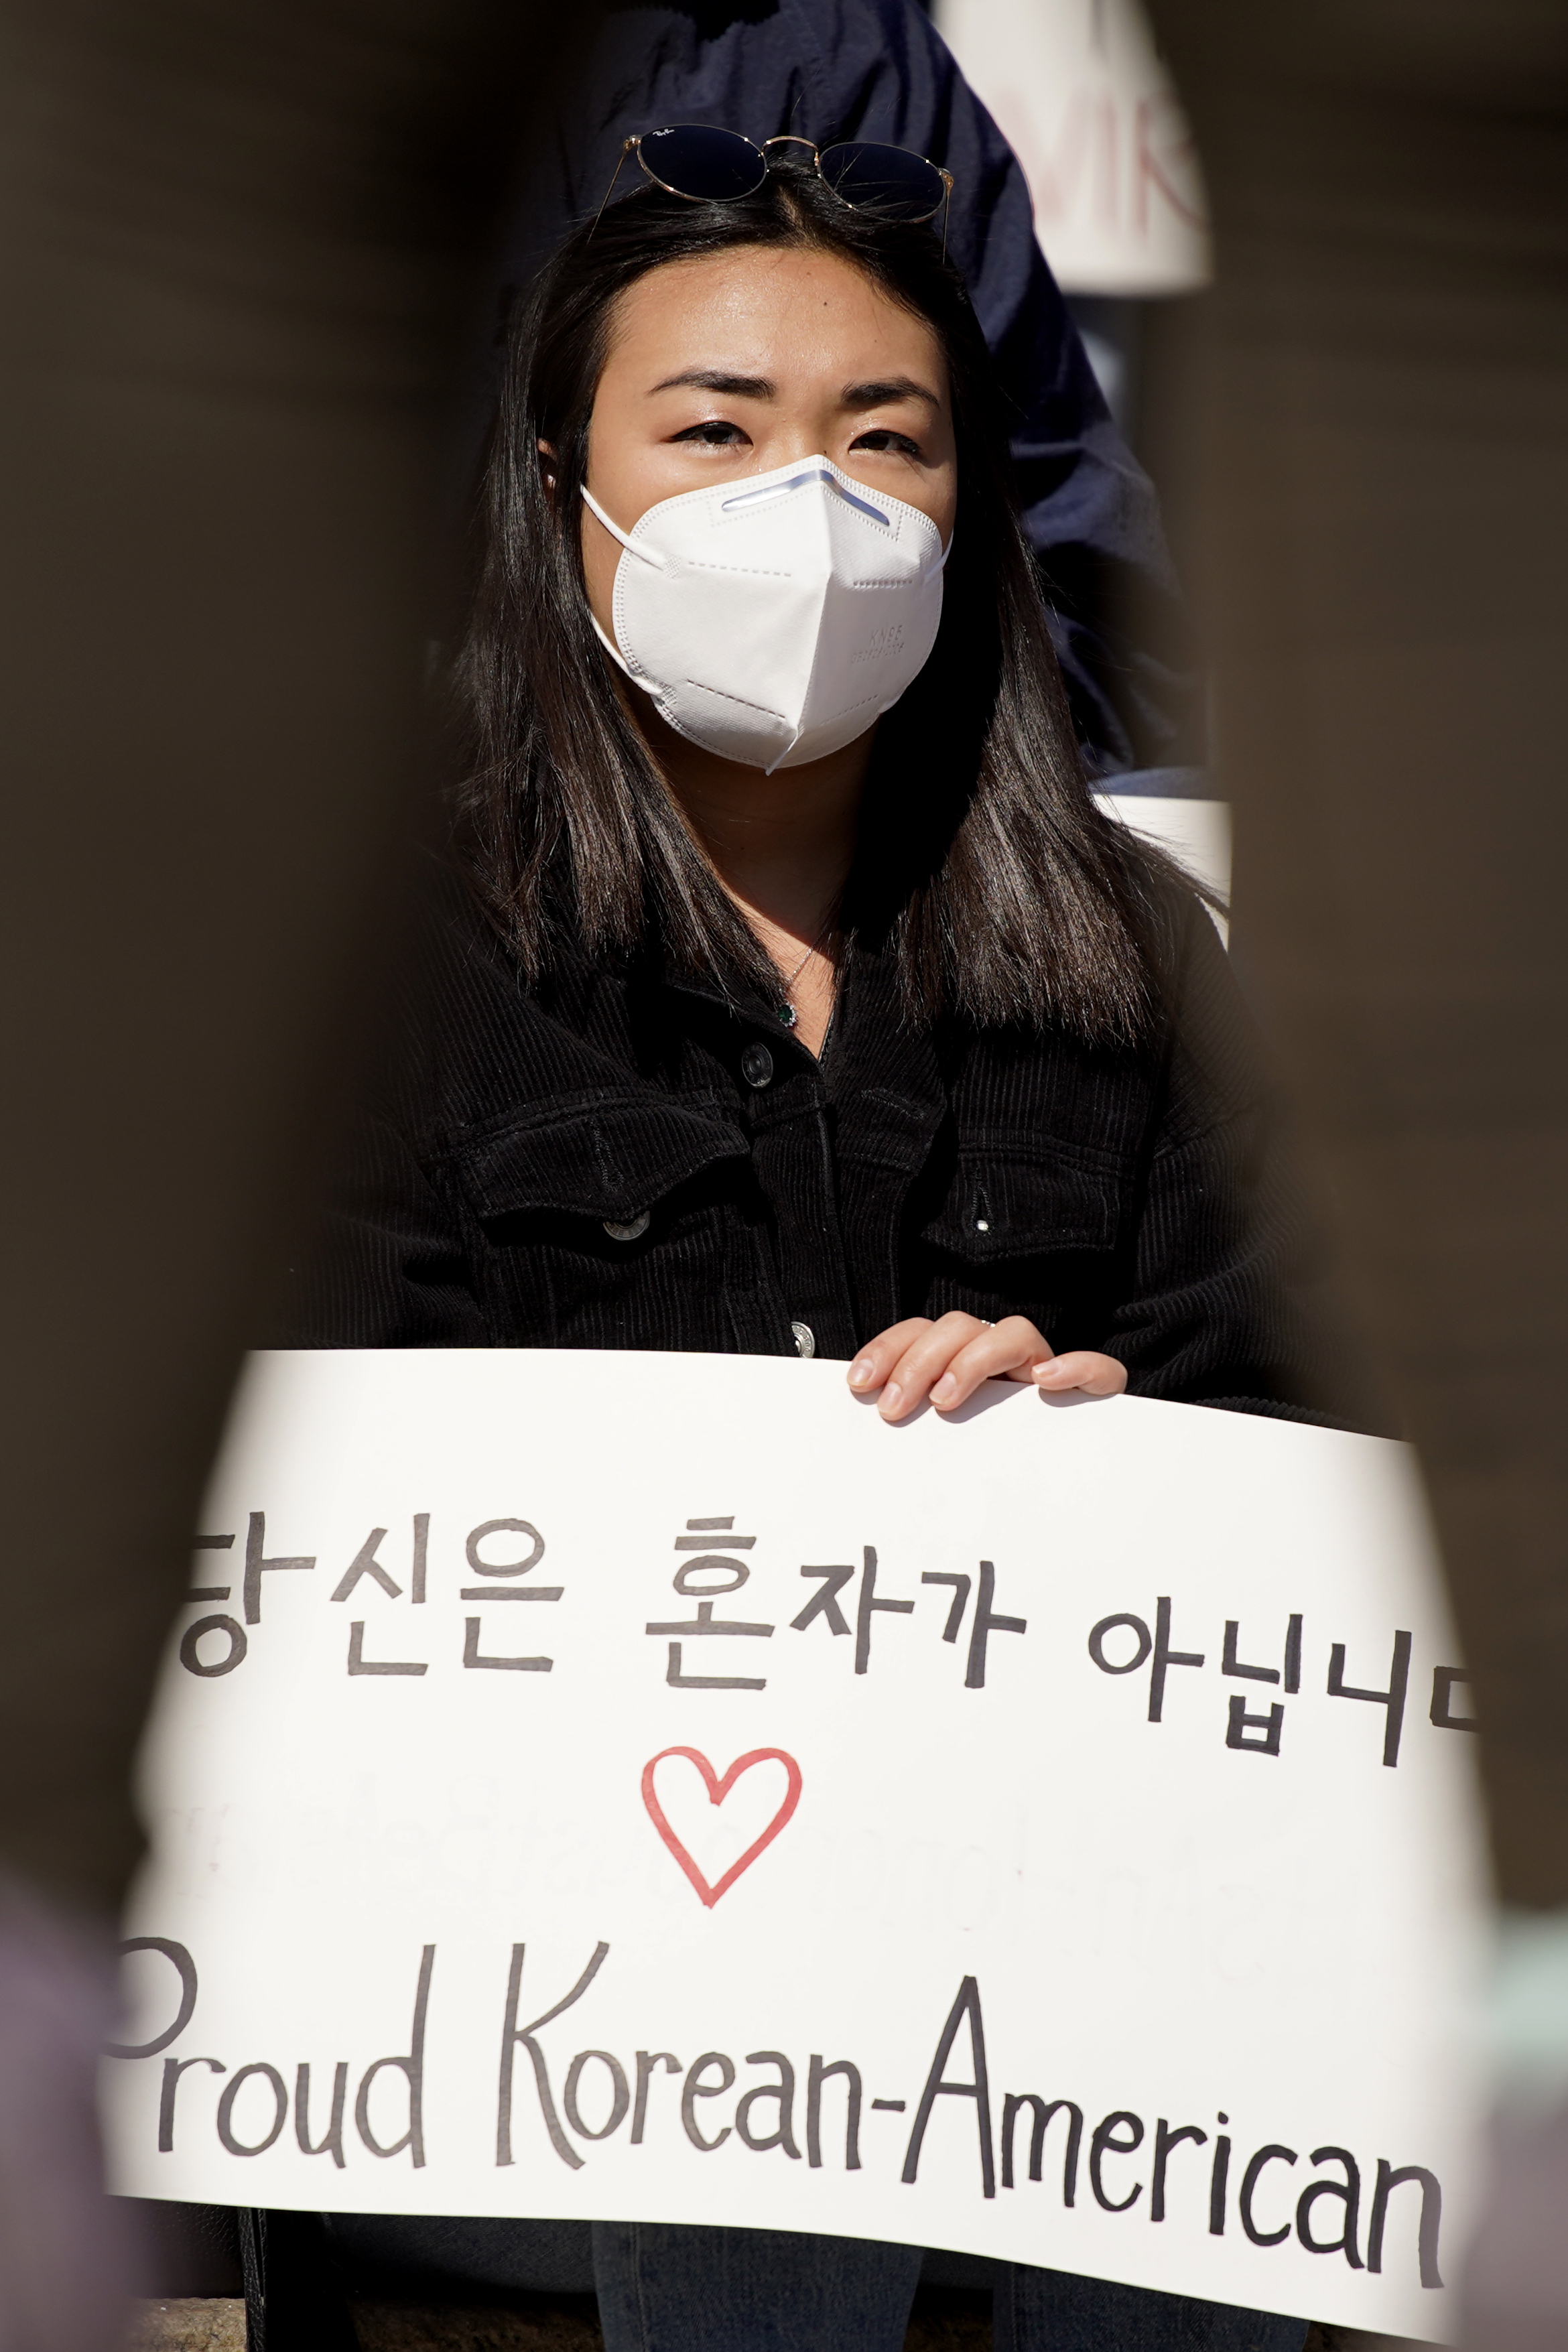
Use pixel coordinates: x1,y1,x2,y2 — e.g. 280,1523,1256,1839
780,1002,799,1029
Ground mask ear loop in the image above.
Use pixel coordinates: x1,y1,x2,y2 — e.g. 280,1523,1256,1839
580,486,669,685
580,484,667,568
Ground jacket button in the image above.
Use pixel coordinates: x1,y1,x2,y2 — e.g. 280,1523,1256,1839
791,1321,816,1359
603,1212,650,1242
741,1043,774,1088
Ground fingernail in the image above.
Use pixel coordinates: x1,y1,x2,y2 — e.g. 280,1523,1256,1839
1032,1360,1060,1380
880,1382,903,1417
931,1373,957,1405
848,1359,875,1389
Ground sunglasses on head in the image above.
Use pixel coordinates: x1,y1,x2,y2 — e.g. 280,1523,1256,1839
600,125,954,236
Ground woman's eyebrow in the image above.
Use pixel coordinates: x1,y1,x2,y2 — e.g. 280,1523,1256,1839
842,376,941,411
648,367,775,399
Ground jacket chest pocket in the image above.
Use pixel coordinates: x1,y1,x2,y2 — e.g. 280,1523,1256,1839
914,1145,1130,1340
919,1146,1127,1265
448,1096,756,1348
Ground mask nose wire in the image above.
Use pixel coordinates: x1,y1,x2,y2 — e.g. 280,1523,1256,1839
588,470,949,568
816,459,952,565
580,483,667,570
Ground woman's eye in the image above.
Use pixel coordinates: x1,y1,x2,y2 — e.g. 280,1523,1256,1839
671,419,748,446
850,428,921,457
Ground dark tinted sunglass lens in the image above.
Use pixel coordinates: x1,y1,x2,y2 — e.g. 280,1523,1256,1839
818,141,945,220
639,125,767,201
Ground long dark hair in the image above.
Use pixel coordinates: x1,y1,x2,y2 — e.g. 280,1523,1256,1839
453,164,1177,1043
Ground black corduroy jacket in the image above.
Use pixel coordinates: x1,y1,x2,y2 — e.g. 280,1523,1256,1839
283,870,1339,1421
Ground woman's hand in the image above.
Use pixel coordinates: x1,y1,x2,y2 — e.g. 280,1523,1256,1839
846,1313,1128,1423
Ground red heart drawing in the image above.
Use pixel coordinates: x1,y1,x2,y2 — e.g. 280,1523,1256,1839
641,1746,803,1908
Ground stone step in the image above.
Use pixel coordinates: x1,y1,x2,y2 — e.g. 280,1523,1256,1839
129,2296,1412,2349
130,2306,245,2352
129,2289,996,2349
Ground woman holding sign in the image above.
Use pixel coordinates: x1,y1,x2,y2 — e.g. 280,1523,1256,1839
289,128,1321,2352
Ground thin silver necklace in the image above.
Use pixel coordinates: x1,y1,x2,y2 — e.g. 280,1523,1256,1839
777,912,837,1029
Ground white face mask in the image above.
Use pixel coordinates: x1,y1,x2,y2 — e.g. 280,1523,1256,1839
581,454,950,773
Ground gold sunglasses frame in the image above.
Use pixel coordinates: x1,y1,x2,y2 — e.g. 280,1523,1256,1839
595,128,954,253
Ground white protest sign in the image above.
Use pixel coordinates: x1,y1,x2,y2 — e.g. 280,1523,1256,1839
105,1352,1488,2341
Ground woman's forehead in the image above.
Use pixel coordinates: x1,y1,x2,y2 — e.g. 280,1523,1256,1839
602,247,946,389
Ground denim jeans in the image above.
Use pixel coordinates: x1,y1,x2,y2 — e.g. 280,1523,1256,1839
325,2213,1307,2352
990,2259,1309,2352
